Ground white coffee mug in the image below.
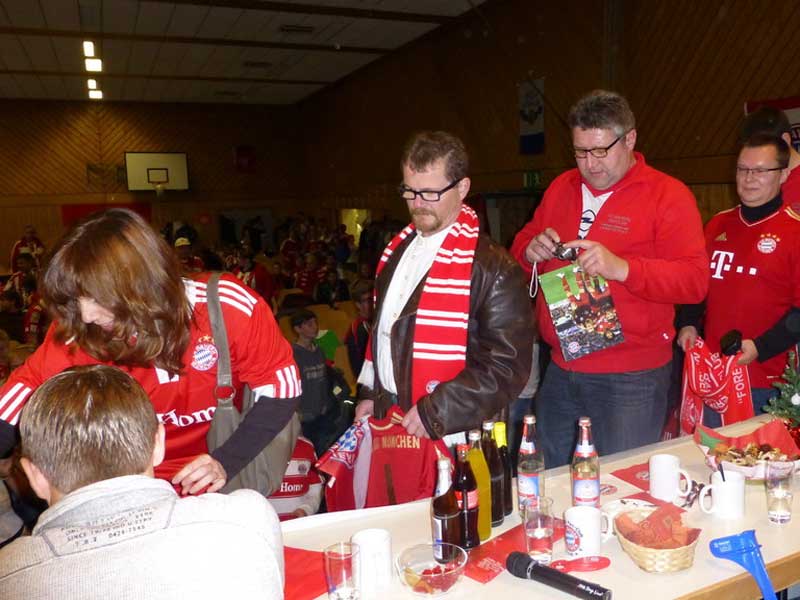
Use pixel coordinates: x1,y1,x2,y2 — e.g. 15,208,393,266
649,454,692,503
351,528,392,598
563,506,612,558
700,470,745,519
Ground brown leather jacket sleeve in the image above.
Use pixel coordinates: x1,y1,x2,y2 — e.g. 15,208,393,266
416,241,535,438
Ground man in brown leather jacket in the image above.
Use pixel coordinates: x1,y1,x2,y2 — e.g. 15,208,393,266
355,131,535,443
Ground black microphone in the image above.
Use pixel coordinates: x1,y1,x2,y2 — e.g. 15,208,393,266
506,552,612,600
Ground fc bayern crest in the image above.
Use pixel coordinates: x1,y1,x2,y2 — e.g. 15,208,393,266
757,233,780,254
191,335,219,371
426,380,440,394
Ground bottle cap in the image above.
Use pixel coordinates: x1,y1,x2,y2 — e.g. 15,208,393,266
482,420,495,430
523,414,536,424
456,443,469,454
468,429,481,441
579,416,591,426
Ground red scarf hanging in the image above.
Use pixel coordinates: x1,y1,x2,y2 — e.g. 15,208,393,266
365,205,479,404
680,336,754,435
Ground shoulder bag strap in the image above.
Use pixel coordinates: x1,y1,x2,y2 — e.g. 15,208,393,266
207,272,234,401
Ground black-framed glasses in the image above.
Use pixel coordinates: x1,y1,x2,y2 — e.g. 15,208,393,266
735,166,784,177
399,178,462,202
573,134,625,159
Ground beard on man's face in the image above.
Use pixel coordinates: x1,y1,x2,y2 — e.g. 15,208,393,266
410,208,441,232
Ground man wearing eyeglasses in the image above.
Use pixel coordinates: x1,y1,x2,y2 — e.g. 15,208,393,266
740,106,800,213
511,90,708,467
677,134,800,425
355,130,534,446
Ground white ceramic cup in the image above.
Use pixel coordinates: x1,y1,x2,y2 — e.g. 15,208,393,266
351,528,392,598
563,506,612,558
700,470,745,519
649,454,692,503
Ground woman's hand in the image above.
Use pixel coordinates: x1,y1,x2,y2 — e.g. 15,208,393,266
172,454,227,496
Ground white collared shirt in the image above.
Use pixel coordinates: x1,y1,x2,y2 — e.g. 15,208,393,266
357,224,453,392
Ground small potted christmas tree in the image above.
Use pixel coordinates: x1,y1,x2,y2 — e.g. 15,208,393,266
765,352,800,444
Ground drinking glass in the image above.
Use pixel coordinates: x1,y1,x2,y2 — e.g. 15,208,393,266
523,495,554,565
323,542,360,600
765,460,794,524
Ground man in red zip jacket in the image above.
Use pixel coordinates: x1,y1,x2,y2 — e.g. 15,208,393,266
511,90,709,467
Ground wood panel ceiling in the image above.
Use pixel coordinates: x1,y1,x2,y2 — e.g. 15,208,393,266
0,0,487,104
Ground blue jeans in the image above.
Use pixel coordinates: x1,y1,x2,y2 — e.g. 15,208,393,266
535,362,672,468
702,387,777,428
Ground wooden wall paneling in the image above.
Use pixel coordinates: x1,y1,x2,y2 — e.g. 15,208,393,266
298,0,607,203
621,0,800,188
680,1,791,161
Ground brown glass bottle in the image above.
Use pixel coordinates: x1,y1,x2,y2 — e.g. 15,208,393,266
454,443,480,550
481,420,505,527
493,422,514,516
431,458,462,560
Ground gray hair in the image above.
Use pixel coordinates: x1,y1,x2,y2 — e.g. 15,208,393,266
568,90,636,136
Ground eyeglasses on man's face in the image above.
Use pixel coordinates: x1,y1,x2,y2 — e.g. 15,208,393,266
398,178,462,202
573,133,626,159
735,165,784,178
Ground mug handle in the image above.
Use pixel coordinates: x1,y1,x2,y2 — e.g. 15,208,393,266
699,484,715,513
600,512,614,541
677,469,692,498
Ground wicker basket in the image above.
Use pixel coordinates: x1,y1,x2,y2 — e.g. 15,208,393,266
613,508,699,573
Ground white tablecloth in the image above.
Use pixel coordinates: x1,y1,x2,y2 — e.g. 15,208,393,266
283,415,800,599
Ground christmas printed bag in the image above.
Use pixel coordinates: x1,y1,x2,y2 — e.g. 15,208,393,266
539,264,624,361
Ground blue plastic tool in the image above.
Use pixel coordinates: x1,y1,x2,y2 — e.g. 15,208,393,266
709,530,776,599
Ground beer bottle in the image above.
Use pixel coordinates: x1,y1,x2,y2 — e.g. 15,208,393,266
454,444,480,549
492,421,514,516
431,457,462,560
571,416,600,507
467,429,492,541
481,420,505,527
517,414,545,514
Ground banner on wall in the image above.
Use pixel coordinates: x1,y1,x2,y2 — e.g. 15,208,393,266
519,78,545,155
744,96,800,152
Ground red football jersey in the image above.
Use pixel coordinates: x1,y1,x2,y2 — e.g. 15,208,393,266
704,205,800,388
0,273,301,481
365,406,449,508
267,436,323,520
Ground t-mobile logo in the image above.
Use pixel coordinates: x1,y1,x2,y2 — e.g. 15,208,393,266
710,251,734,279
710,250,757,280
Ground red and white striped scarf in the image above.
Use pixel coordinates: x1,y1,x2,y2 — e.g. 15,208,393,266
366,205,479,404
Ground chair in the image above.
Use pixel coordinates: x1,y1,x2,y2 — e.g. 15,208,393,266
276,287,303,307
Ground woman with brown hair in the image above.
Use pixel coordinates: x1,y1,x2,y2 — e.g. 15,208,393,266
0,209,301,495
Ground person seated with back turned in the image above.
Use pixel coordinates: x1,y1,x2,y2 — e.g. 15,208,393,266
0,365,284,600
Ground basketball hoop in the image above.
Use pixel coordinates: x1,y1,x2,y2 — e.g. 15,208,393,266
147,167,169,197
153,182,166,197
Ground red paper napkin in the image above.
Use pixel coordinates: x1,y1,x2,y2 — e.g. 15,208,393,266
610,462,650,491
284,546,327,600
464,519,566,584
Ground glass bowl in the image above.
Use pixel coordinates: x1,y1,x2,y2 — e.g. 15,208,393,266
395,543,467,596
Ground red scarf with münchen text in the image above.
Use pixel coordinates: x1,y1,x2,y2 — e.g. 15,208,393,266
365,205,479,404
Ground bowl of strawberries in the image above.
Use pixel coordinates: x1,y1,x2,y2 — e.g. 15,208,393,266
396,543,467,596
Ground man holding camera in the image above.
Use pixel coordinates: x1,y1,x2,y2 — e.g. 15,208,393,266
512,90,708,467
677,134,800,425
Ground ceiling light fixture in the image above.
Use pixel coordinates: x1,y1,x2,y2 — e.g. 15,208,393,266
83,41,95,57
85,58,102,72
89,90,103,100
87,78,97,90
